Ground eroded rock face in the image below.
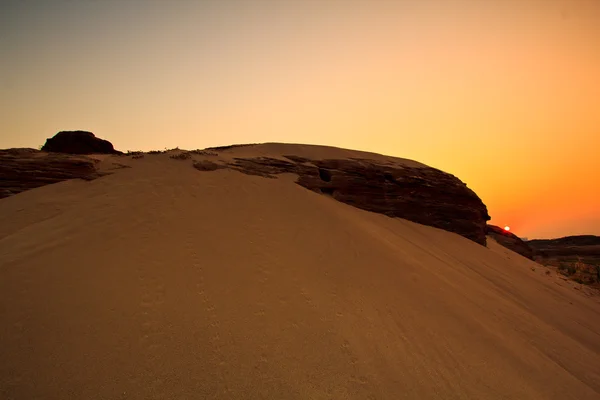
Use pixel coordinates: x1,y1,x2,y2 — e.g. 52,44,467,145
217,156,491,245
486,225,534,259
41,131,120,154
2,143,492,246
0,149,100,199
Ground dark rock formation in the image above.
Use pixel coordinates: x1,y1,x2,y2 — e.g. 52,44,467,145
41,131,120,154
486,224,534,259
527,236,600,255
204,143,259,151
2,141,491,246
0,149,100,199
527,236,600,285
193,160,227,172
204,155,491,245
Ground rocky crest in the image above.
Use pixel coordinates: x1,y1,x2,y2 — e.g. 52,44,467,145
1,143,491,246
41,131,120,154
0,149,100,199
486,224,534,259
214,155,490,245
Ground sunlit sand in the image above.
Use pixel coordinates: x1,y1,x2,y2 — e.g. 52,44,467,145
1,144,599,399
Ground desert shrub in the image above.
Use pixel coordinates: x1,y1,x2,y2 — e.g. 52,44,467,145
559,263,576,275
170,152,191,160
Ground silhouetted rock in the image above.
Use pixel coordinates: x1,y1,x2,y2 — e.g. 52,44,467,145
3,142,492,246
204,143,259,151
486,225,534,259
527,236,600,254
0,149,101,199
41,131,120,155
206,156,491,245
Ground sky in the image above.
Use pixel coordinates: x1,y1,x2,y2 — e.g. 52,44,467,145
1,0,599,239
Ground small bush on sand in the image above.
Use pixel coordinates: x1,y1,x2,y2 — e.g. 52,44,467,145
170,152,191,160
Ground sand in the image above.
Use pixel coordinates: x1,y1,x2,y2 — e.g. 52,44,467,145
1,144,599,399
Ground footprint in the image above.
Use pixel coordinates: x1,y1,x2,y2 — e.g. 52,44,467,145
349,375,368,385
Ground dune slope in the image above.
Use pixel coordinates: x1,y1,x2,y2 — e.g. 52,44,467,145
1,147,599,399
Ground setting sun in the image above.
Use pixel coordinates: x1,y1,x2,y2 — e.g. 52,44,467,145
504,226,511,232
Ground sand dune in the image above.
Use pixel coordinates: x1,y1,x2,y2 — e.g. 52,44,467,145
1,145,599,399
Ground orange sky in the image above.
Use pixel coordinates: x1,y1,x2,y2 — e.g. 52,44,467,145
1,0,598,239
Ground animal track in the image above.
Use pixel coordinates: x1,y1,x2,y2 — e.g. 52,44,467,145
349,374,369,385
180,222,230,374
340,340,359,365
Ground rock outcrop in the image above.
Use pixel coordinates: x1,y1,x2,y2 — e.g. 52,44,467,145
486,224,534,259
0,149,100,199
213,155,490,245
41,131,120,154
527,236,600,256
1,142,491,246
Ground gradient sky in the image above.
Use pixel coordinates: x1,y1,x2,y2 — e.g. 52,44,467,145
1,0,599,239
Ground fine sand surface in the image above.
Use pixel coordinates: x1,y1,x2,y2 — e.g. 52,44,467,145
1,144,599,399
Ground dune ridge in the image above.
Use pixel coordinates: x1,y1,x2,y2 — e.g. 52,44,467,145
0,144,599,399
1,142,490,245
